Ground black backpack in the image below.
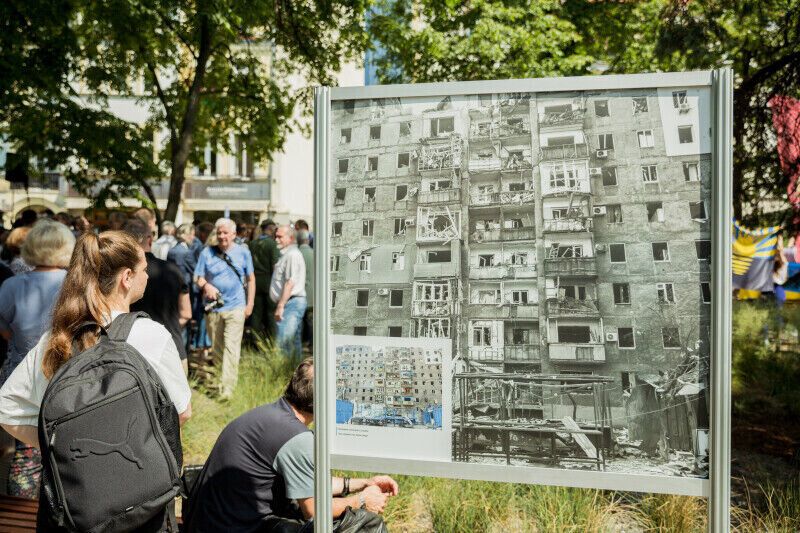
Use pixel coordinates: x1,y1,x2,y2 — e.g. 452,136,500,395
38,312,183,532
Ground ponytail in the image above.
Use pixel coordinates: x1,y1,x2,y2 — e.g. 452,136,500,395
43,231,141,378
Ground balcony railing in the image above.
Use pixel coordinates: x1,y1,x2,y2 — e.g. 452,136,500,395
541,181,592,197
469,347,503,362
469,344,541,363
546,298,600,318
504,344,540,362
549,343,606,363
542,217,593,233
540,144,589,161
470,191,535,206
538,109,586,128
10,173,62,190
414,261,459,278
468,158,501,173
544,257,597,277
468,302,538,319
470,265,508,279
418,188,461,204
471,226,536,242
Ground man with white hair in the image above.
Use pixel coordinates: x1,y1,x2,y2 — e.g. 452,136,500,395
152,220,178,260
194,218,255,398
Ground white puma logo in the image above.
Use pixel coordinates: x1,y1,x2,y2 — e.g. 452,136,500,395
69,417,143,469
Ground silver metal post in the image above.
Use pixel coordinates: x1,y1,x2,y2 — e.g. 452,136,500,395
709,67,733,533
313,86,333,533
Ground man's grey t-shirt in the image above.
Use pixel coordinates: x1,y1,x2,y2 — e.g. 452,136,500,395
269,244,306,303
185,398,313,532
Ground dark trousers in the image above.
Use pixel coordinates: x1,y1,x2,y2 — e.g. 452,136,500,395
302,307,313,347
250,291,277,341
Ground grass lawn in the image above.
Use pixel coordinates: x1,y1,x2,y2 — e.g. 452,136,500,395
181,305,800,532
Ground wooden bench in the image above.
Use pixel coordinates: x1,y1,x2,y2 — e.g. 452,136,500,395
0,494,38,532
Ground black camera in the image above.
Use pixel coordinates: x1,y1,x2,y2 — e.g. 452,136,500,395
204,296,225,312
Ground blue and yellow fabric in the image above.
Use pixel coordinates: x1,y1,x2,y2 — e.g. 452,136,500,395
783,262,800,301
732,220,781,299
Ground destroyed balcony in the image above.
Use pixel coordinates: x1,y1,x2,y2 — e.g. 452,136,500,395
497,120,532,140
499,94,531,112
546,298,600,318
540,144,589,161
418,137,463,172
469,122,497,139
468,158,502,173
470,227,536,242
538,109,586,129
411,300,455,318
504,344,540,362
418,188,461,204
548,343,606,363
544,257,597,277
470,191,535,207
501,155,533,172
542,217,593,233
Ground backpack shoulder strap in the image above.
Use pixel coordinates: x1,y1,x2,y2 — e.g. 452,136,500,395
107,311,150,342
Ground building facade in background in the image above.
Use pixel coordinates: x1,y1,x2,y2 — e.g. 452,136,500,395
0,60,364,227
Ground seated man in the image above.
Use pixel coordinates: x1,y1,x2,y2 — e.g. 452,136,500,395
185,358,397,532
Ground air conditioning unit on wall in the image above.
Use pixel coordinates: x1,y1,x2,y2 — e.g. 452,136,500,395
589,167,601,176
592,206,607,216
377,288,389,296
605,331,619,342
679,102,692,113
596,149,608,158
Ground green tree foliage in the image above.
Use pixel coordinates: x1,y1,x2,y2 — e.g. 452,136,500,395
369,0,593,83
1,0,368,221
371,0,800,224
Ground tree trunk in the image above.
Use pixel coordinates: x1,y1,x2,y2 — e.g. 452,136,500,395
163,10,213,222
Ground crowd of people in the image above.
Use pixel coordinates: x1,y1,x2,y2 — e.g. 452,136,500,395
0,207,394,531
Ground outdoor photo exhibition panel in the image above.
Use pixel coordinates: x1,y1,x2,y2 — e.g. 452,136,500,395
314,70,732,530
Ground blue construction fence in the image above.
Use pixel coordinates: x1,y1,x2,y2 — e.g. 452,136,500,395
335,400,442,429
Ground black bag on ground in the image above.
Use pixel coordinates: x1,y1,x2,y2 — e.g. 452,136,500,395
38,312,183,532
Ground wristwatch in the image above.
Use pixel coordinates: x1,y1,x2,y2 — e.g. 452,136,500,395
358,493,366,509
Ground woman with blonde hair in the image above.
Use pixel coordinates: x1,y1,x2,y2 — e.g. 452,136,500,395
0,219,74,498
0,230,191,526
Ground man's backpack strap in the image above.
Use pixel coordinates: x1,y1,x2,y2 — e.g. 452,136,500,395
107,311,151,342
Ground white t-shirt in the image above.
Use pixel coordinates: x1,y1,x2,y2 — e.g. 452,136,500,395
0,311,191,427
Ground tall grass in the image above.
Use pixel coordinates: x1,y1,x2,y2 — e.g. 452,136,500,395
181,306,799,530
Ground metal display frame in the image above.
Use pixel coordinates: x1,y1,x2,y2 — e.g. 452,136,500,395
314,69,732,533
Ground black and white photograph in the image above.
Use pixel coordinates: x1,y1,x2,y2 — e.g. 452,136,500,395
329,86,712,480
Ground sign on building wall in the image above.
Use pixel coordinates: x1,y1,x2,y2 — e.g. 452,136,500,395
317,71,732,498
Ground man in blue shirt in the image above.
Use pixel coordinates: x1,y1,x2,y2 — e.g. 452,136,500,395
194,218,255,398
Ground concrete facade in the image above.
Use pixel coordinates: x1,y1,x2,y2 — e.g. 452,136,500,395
330,88,711,407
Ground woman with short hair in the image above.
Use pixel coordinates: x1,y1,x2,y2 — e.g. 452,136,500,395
0,219,75,498
0,230,191,525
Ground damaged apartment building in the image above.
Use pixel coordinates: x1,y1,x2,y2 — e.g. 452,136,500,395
330,88,711,409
